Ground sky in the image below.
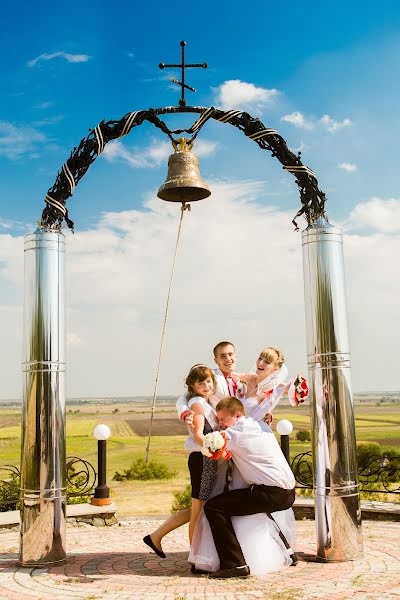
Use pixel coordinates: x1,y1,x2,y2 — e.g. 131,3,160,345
1,0,399,398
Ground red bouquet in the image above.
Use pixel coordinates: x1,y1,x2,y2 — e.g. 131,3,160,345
289,375,309,407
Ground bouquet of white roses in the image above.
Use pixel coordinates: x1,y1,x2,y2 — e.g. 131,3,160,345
201,431,231,460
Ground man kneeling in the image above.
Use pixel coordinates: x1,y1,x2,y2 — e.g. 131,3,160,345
205,397,296,579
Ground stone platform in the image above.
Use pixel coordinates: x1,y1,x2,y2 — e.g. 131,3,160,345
0,518,399,599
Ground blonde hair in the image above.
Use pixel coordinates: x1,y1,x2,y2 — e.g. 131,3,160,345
259,346,285,368
185,365,216,400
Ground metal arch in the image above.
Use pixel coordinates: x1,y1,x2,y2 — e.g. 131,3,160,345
40,105,327,232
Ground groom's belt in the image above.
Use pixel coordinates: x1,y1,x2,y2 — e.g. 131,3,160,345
249,484,295,492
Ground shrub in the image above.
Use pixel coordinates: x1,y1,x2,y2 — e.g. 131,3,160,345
296,429,311,442
171,484,192,513
356,441,382,469
0,471,20,512
113,458,176,481
66,466,93,504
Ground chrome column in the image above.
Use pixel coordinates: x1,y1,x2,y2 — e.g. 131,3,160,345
302,218,363,561
20,227,66,566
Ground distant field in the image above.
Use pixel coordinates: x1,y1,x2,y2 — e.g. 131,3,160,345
1,400,399,514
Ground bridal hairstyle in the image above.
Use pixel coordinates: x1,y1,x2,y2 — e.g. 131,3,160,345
185,365,217,400
259,346,285,369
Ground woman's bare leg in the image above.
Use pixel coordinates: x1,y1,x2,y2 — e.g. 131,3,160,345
189,499,205,544
148,508,191,551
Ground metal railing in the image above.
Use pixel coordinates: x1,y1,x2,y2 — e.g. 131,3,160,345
0,457,97,512
290,450,400,497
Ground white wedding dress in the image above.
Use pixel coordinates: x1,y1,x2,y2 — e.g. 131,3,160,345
188,459,296,575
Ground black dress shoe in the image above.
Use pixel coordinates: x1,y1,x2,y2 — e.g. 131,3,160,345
191,564,210,575
209,565,250,579
143,535,166,558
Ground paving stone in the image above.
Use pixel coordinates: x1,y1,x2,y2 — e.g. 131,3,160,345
0,519,398,599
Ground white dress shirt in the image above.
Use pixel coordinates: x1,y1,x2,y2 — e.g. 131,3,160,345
225,416,295,490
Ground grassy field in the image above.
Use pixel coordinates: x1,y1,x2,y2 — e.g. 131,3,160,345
1,400,399,514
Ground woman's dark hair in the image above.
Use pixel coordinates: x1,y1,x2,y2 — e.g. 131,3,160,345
185,365,216,400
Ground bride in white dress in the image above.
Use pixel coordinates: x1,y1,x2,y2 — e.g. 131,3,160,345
189,347,296,575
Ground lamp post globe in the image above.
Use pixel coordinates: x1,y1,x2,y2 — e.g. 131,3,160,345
276,420,293,436
93,424,111,441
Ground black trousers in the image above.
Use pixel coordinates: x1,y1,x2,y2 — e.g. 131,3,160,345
204,485,295,570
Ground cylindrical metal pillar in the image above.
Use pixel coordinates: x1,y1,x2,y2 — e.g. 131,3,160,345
20,227,66,566
302,218,363,561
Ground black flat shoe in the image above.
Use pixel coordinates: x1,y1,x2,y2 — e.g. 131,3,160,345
290,553,298,566
209,565,250,579
143,535,166,559
191,565,210,575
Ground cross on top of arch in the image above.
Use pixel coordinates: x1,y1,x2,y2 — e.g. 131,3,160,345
159,40,208,107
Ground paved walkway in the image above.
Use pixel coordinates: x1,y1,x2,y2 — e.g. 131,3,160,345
0,519,399,599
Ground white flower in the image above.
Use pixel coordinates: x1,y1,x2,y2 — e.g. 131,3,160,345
201,448,212,457
202,431,225,454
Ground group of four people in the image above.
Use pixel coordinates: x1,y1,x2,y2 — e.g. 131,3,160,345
144,341,299,578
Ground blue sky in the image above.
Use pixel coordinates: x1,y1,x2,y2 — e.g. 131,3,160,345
1,1,399,397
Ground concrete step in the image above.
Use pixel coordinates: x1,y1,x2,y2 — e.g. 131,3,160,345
0,502,118,528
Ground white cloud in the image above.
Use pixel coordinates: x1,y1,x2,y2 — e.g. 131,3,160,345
0,121,46,159
338,162,357,172
34,101,53,110
1,185,399,398
347,197,400,233
320,114,352,133
103,138,218,169
0,218,30,233
27,52,91,67
214,80,279,111
281,112,352,134
33,115,64,127
0,220,12,231
67,332,81,346
281,112,313,130
292,141,310,154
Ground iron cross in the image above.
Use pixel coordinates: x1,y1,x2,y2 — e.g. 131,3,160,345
159,40,207,107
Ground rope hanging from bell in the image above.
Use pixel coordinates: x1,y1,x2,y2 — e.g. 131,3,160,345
145,140,212,462
145,137,212,462
145,202,189,462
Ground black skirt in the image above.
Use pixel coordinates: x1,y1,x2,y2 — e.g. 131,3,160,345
188,418,217,500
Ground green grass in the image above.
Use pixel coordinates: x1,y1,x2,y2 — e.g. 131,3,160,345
1,401,399,514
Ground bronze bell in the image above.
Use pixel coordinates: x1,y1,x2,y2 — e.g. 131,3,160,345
157,138,211,202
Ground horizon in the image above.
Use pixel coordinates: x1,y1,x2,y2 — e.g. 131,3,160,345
1,390,399,404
